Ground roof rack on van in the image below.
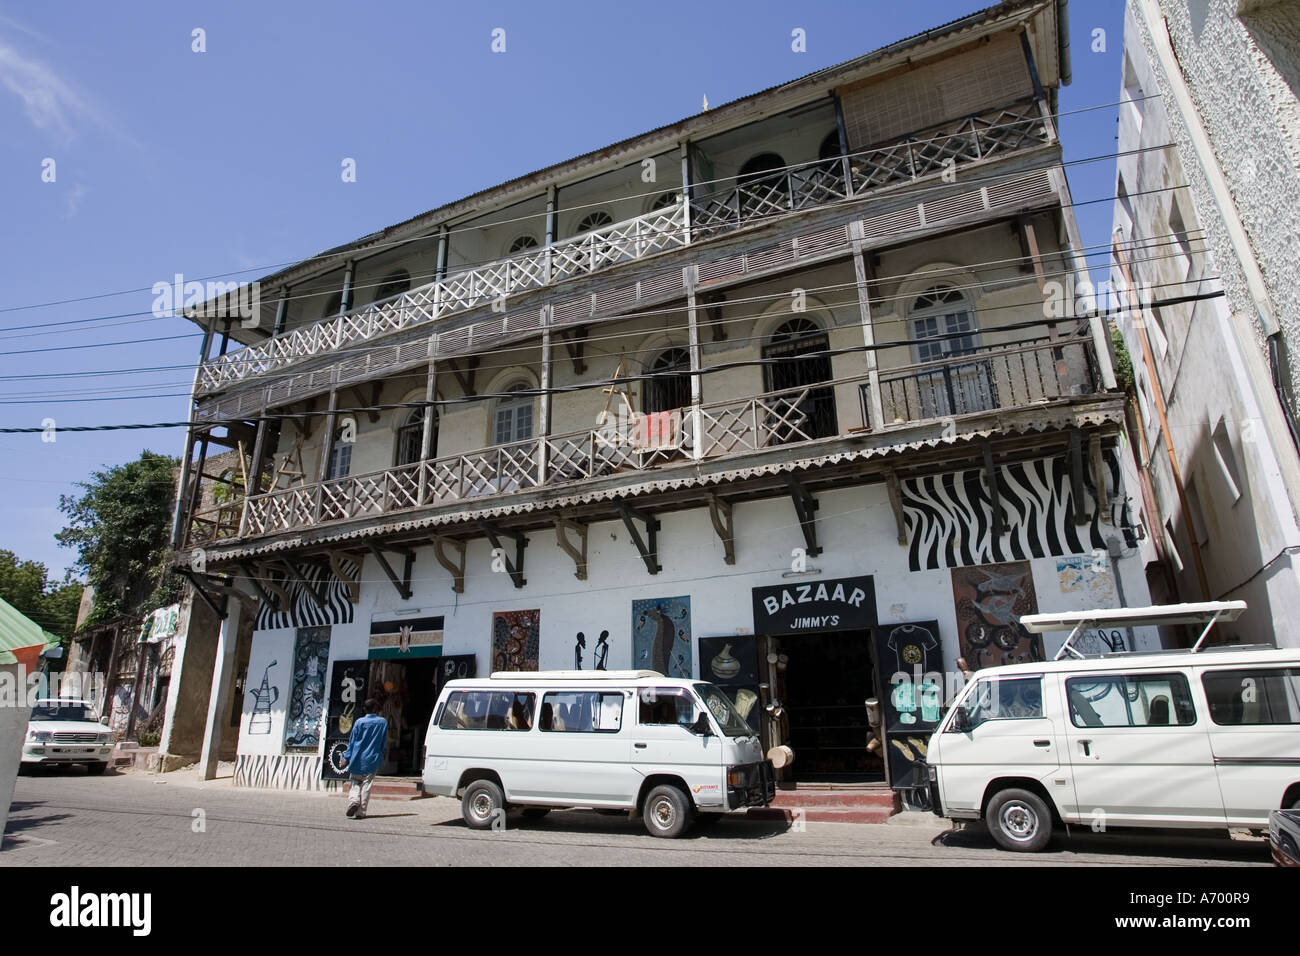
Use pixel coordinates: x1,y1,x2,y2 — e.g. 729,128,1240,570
488,670,666,680
1021,601,1249,660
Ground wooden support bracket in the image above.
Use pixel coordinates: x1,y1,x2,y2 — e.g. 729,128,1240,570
616,501,661,575
479,522,527,589
561,328,588,375
554,518,589,580
274,558,327,608
884,469,908,546
431,535,467,594
1069,428,1087,526
326,551,360,604
450,356,480,396
707,495,735,565
241,562,288,616
367,543,415,601
1089,433,1109,523
784,475,822,557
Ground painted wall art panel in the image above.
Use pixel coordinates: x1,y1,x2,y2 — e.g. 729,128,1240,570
321,658,368,781
901,451,1133,572
283,626,331,751
256,557,358,630
491,610,540,672
950,562,1042,670
632,596,692,677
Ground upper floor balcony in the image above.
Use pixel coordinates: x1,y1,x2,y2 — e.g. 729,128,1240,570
188,329,1104,548
195,98,1054,397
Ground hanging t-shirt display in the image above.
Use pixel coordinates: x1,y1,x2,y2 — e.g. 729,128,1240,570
872,620,945,791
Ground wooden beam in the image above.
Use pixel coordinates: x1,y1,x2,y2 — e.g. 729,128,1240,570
479,522,527,588
554,518,589,580
701,291,727,342
367,543,414,601
275,558,327,608
431,535,466,594
291,397,317,441
1069,428,1087,526
784,475,822,557
1089,433,1109,522
707,495,735,565
616,501,661,575
242,562,289,619
983,440,1004,539
884,469,908,545
450,356,480,396
561,327,588,375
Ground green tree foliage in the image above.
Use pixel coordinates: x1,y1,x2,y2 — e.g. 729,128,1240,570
0,550,83,638
56,451,181,629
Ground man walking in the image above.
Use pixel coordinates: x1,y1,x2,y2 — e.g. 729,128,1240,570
341,698,387,820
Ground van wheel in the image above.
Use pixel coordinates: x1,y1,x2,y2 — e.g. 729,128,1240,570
986,788,1052,852
643,785,692,839
462,780,506,830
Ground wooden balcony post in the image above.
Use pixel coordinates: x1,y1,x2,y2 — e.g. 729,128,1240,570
833,93,853,195
850,221,885,431
419,334,438,504
685,265,702,407
314,388,338,523
545,185,557,284
340,260,355,315
679,142,692,245
538,308,552,483
436,226,449,281
273,288,289,337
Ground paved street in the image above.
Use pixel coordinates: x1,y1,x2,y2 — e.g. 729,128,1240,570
0,766,1273,867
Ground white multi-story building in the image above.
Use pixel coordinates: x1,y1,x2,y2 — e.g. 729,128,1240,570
161,0,1158,799
1112,0,1300,646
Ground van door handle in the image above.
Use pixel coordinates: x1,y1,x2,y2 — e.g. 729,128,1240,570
1033,739,1051,747
1079,739,1093,757
634,743,647,749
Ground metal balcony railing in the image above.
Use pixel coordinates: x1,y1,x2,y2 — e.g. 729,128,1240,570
195,99,1052,395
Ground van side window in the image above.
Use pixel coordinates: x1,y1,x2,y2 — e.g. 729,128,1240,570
539,692,624,732
437,690,535,730
1066,673,1195,728
1202,668,1300,725
965,677,1043,728
638,688,696,727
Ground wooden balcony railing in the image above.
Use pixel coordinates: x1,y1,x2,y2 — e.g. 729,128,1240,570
195,100,1052,396
195,333,1099,545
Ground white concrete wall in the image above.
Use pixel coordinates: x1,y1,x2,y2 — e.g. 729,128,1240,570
0,663,32,846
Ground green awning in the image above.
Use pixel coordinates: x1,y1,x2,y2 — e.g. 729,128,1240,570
0,596,53,666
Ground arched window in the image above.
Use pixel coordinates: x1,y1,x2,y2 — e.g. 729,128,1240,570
321,291,342,320
395,407,437,466
818,131,843,162
573,211,613,235
508,234,539,255
376,270,410,301
644,347,692,414
761,317,837,441
493,385,534,445
907,285,993,417
738,152,786,185
649,191,679,213
737,153,790,221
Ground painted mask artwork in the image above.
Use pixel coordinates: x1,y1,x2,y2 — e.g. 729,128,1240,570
631,596,691,678
492,610,540,672
951,562,1043,669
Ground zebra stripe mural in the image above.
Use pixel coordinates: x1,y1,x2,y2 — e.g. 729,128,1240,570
900,450,1131,571
255,558,358,631
234,752,325,791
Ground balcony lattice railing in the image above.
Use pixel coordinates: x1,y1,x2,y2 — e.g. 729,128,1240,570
196,100,1052,395
208,334,1098,544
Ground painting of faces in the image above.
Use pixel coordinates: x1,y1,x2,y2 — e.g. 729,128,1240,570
950,562,1043,669
491,610,540,672
631,596,692,678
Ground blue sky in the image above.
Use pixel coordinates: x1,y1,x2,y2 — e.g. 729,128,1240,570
0,0,1126,577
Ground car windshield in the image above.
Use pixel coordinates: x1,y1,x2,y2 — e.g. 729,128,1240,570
30,702,94,722
694,683,753,738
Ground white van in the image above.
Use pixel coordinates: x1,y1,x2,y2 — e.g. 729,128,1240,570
926,645,1300,851
421,670,775,837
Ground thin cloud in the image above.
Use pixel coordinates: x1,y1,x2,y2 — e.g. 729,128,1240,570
63,182,87,218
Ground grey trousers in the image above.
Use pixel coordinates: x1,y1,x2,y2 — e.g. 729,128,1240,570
348,772,376,816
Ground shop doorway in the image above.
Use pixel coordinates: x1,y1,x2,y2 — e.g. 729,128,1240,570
368,658,439,776
775,629,884,783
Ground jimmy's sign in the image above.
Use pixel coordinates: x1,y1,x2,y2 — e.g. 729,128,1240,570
752,576,876,634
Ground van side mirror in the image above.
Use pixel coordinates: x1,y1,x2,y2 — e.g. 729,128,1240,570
947,706,970,733
688,713,713,737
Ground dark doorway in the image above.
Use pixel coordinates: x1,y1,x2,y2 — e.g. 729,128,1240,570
780,629,883,782
762,318,838,441
368,658,440,775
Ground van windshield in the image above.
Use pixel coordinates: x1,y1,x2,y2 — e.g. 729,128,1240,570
694,684,753,738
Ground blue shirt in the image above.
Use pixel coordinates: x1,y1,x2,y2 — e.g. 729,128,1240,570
342,713,388,777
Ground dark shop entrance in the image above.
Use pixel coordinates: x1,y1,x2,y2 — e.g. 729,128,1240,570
773,629,884,782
